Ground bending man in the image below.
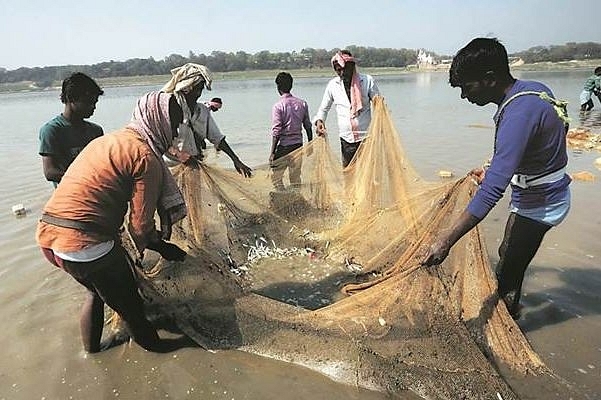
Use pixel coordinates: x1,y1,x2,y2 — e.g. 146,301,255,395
37,92,190,353
422,38,571,320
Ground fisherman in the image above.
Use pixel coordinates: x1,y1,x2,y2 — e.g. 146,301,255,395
205,97,223,112
313,50,380,167
161,63,252,176
269,71,313,191
579,66,601,111
422,38,571,320
36,91,192,353
39,72,104,186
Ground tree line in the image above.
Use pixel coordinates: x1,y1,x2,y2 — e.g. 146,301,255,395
513,42,601,63
0,46,419,87
1,42,600,88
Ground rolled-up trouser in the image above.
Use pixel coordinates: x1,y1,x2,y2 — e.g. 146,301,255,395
271,142,303,190
495,212,552,311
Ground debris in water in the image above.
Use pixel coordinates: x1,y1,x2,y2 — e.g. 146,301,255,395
12,203,26,217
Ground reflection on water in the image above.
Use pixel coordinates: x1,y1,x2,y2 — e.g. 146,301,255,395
578,109,601,130
1,70,601,399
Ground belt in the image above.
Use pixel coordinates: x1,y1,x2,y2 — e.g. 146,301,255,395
510,167,566,189
40,213,116,236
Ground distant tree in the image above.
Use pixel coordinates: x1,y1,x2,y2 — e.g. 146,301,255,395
1,42,600,86
164,54,188,70
512,42,601,63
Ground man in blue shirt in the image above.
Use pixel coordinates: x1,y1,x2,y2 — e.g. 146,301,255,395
422,38,571,320
39,72,104,186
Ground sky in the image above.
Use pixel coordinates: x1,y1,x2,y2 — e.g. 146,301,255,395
1,0,600,70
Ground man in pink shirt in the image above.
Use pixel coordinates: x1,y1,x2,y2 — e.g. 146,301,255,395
269,72,313,191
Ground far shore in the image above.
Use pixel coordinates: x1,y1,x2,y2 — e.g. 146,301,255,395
1,58,600,94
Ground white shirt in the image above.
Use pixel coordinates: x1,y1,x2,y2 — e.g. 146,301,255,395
176,102,225,157
313,73,380,143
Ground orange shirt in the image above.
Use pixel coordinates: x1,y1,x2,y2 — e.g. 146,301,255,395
36,128,163,253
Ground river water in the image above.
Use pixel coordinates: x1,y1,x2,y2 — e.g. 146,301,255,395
1,69,600,399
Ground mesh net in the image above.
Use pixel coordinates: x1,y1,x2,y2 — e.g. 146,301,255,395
132,97,578,399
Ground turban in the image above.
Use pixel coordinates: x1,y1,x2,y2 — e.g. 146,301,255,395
162,63,213,94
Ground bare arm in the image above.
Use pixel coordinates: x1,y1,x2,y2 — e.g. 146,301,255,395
217,138,252,177
421,210,482,266
41,155,64,183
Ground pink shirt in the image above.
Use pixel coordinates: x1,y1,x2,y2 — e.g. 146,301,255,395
271,93,312,147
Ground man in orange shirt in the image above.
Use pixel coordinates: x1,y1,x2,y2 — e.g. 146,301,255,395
37,91,192,353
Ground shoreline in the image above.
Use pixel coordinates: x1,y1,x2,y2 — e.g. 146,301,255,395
1,59,600,94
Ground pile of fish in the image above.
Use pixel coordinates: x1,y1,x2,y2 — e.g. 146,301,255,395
224,234,316,276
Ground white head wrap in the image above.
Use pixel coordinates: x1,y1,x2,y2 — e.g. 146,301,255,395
161,63,213,93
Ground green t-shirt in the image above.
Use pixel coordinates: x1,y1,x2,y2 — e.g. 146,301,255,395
38,114,103,180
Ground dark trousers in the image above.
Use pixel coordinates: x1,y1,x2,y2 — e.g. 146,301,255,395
495,212,552,312
271,143,303,190
42,244,159,352
340,138,362,168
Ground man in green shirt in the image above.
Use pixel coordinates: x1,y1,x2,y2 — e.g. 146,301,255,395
39,72,104,186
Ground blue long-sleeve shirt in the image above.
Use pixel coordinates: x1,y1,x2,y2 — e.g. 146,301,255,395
467,80,571,219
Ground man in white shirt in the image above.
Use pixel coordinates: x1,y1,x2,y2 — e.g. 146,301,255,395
313,50,380,167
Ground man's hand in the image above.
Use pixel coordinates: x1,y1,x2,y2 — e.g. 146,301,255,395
147,240,187,261
168,146,191,164
315,120,327,136
234,159,252,178
176,150,191,164
421,238,451,267
469,167,486,185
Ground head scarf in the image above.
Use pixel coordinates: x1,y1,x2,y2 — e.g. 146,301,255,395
331,52,364,118
127,91,187,234
331,52,355,70
161,63,214,133
206,97,223,111
162,63,213,93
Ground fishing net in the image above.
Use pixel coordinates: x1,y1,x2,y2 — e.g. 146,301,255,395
132,97,577,399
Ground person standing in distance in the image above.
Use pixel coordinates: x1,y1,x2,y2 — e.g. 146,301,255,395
205,97,223,112
579,66,601,112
